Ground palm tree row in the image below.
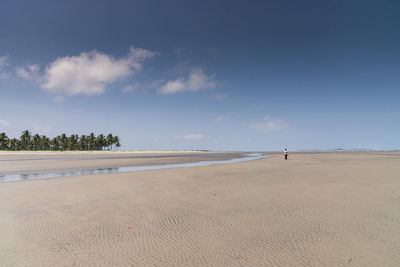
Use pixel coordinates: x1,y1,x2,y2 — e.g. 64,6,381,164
0,130,120,151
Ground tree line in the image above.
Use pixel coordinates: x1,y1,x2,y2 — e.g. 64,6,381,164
0,130,121,151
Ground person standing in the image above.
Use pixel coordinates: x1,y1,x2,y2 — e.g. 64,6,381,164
284,148,288,160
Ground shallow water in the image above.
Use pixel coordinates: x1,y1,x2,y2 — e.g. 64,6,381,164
0,153,269,182
0,153,233,162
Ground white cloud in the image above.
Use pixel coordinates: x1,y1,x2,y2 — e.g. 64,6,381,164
17,47,156,96
159,78,185,94
184,133,204,140
216,115,224,121
122,83,140,93
158,69,216,94
16,64,41,82
0,119,11,127
249,116,288,132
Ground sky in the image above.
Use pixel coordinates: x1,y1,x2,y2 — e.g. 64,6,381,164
0,0,399,151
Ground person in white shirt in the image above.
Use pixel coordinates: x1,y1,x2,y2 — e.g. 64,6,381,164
284,148,288,160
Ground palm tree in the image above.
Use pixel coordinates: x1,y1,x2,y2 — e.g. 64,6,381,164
74,134,79,150
56,135,61,150
32,134,41,150
59,134,67,151
0,132,9,150
67,134,78,150
20,130,32,150
79,135,87,150
50,137,59,150
8,138,18,150
40,135,50,150
112,136,120,150
0,131,120,151
106,133,113,150
116,140,121,150
87,133,95,150
95,134,105,150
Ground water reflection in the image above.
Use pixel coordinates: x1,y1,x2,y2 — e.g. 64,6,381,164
0,153,269,182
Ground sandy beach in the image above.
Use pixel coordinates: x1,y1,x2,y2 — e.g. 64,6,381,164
0,151,399,266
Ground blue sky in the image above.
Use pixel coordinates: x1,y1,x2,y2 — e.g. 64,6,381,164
0,0,399,151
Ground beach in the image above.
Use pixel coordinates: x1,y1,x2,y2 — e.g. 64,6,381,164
0,151,399,266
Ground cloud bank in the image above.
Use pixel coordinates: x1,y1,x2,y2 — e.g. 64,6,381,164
158,69,216,94
16,47,156,96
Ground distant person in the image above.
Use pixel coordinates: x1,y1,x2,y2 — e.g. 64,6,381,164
284,148,288,160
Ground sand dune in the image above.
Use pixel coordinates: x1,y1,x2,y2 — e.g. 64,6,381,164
0,152,399,266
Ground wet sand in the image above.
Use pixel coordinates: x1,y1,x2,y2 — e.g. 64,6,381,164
0,151,243,173
1,152,399,266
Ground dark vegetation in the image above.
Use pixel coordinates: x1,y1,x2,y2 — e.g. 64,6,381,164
0,130,120,151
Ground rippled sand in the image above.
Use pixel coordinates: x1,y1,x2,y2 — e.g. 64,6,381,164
1,152,399,266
